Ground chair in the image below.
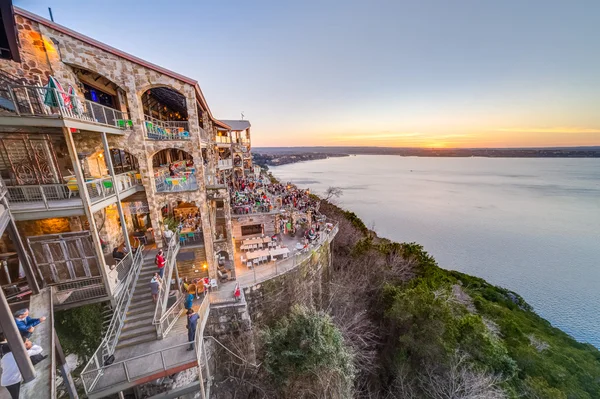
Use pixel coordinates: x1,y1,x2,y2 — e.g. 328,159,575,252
179,235,187,246
241,255,246,264
171,179,180,191
246,261,253,269
253,259,260,267
283,252,289,259
210,279,218,290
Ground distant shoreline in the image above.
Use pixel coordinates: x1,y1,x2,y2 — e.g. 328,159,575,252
254,146,600,163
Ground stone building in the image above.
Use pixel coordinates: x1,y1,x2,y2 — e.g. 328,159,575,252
0,5,335,399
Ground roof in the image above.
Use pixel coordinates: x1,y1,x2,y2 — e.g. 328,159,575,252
13,7,230,129
219,120,251,131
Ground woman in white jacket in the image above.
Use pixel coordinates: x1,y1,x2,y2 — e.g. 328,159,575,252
1,338,43,399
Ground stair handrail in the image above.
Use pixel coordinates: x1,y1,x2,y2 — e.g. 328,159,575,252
152,234,181,336
80,244,145,392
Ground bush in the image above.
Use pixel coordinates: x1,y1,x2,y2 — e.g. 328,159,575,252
262,305,355,398
55,303,104,358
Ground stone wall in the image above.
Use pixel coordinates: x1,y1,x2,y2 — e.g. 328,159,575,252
231,214,277,240
16,217,75,237
243,241,330,326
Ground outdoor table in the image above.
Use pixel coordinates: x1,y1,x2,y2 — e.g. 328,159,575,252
246,249,270,261
269,247,290,258
243,237,271,245
295,242,305,250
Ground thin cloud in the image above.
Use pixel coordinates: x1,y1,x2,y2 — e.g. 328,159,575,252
495,127,600,134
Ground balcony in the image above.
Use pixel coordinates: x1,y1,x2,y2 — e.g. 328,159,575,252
0,85,131,133
143,115,190,140
5,172,143,219
217,159,233,170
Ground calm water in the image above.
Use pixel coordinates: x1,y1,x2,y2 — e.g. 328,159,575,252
271,155,600,347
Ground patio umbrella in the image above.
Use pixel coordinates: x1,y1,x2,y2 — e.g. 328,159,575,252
67,85,83,115
43,76,66,107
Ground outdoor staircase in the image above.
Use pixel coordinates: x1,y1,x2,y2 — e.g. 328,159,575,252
115,259,159,349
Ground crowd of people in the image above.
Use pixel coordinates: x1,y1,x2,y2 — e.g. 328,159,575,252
229,175,319,216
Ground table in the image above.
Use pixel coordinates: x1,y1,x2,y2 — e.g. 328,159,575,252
295,242,305,250
243,237,271,246
269,247,290,258
245,249,270,261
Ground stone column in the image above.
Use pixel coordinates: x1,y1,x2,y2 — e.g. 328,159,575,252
62,128,113,305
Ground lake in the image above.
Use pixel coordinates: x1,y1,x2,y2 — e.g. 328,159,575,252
271,155,600,348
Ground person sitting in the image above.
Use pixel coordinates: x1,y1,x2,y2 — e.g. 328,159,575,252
13,309,46,339
112,247,125,262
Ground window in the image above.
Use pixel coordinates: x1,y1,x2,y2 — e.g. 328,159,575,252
83,83,115,108
241,224,262,236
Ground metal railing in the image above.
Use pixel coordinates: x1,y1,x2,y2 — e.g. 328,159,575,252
80,245,145,392
86,172,142,204
6,184,79,208
86,177,115,203
109,252,134,300
1,85,130,129
215,135,231,144
53,276,108,307
144,115,190,140
81,292,209,397
153,236,181,337
154,174,198,193
237,223,339,288
0,178,7,200
204,174,226,188
154,293,185,339
217,159,233,169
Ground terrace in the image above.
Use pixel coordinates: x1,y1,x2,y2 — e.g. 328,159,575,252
142,87,191,141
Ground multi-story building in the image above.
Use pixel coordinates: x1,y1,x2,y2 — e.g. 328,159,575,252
0,4,337,399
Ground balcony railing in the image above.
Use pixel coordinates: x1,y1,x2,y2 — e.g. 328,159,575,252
154,174,198,192
86,172,142,204
217,159,233,169
204,173,226,189
0,85,130,130
53,276,107,307
199,128,210,143
6,184,79,209
215,135,231,145
81,246,145,391
144,115,190,140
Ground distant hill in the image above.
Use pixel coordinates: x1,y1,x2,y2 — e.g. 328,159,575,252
253,146,600,158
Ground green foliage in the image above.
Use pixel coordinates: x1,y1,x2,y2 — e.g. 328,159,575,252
55,303,104,358
162,216,178,231
262,305,355,397
341,210,369,235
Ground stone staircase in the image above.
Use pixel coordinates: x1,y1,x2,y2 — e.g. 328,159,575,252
116,259,159,350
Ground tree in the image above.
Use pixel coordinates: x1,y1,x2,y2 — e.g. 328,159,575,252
262,305,356,399
324,186,343,202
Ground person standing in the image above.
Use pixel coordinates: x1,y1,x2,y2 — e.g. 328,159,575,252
1,338,44,399
186,308,199,351
155,250,166,278
13,309,46,339
150,273,162,302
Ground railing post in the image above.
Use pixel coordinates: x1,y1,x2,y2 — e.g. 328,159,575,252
7,88,20,115
24,87,34,114
90,103,96,122
39,185,49,210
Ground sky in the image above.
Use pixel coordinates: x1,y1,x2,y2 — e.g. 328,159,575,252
15,0,600,148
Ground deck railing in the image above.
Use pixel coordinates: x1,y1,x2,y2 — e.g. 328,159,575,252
144,115,190,140
86,172,142,204
6,184,79,208
215,135,231,144
53,276,108,307
153,236,181,338
1,85,130,129
80,245,145,392
0,178,7,200
217,159,233,169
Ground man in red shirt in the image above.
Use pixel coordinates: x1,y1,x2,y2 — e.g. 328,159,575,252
155,250,166,278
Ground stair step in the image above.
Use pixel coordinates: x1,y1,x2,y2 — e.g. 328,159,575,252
124,310,155,324
122,317,155,332
116,332,157,350
119,324,156,340
127,301,155,314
